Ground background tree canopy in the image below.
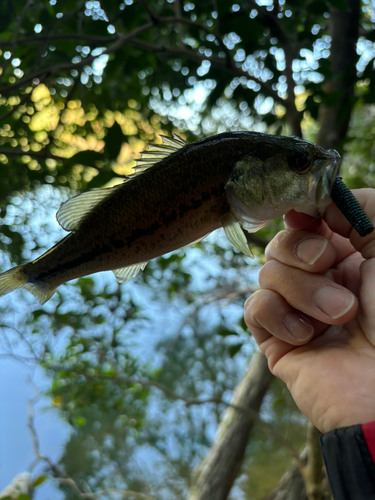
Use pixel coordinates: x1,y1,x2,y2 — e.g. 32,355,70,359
0,0,374,499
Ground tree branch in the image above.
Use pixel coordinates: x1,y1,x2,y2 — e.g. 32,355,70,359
301,422,325,500
0,0,35,82
188,351,276,500
136,0,160,25
0,148,64,162
173,0,184,47
0,12,286,111
241,0,302,136
0,34,117,47
264,450,308,500
0,323,41,363
0,72,50,123
0,22,154,94
27,398,157,500
129,37,284,105
44,362,301,465
316,0,361,150
242,0,289,45
0,91,32,122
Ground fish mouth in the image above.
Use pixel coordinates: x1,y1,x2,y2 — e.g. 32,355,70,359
301,150,342,217
315,149,342,214
326,149,342,190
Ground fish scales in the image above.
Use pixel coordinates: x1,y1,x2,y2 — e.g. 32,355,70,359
0,131,342,304
26,134,258,284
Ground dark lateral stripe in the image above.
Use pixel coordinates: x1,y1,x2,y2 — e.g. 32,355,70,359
28,191,223,282
30,243,113,282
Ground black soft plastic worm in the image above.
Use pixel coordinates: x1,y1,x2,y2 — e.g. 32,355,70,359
331,177,374,237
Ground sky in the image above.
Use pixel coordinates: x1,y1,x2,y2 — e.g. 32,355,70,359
0,184,259,499
0,357,70,499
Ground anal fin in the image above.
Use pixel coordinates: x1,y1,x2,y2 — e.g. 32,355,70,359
112,262,148,284
24,283,57,304
186,233,210,247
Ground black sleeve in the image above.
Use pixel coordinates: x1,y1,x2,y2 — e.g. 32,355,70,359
320,424,375,500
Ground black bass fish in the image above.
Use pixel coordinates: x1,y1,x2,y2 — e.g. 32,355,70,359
0,131,341,304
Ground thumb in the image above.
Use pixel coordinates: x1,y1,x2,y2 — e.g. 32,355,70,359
324,188,375,345
358,259,375,346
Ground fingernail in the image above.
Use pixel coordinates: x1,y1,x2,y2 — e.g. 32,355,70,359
314,286,355,319
296,238,328,265
284,314,314,342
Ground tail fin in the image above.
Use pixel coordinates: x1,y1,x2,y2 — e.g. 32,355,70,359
0,265,56,304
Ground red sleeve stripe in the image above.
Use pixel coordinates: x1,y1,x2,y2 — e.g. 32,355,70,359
362,421,375,464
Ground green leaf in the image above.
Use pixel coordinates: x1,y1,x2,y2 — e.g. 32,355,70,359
104,121,124,160
0,0,14,32
306,0,329,15
65,150,104,168
327,0,349,10
86,170,117,189
32,475,47,488
39,8,52,27
74,416,87,426
228,343,243,357
217,327,238,337
238,316,249,333
2,495,32,500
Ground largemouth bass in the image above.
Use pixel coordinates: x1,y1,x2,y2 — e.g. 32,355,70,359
0,131,341,304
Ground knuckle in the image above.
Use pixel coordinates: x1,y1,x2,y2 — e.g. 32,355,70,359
244,290,261,325
258,259,281,286
265,230,289,261
244,289,275,328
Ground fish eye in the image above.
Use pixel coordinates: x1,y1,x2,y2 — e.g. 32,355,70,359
288,152,312,173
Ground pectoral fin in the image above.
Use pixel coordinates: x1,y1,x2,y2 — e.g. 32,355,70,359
220,212,253,258
112,262,148,284
241,218,271,232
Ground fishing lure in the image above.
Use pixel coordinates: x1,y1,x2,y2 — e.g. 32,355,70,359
331,177,374,237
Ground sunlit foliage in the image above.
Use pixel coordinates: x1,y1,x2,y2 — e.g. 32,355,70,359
1,0,375,499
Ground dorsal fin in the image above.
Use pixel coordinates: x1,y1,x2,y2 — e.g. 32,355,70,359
57,134,188,231
56,187,115,231
134,133,188,172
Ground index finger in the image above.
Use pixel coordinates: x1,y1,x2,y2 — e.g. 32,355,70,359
284,188,375,264
269,212,355,270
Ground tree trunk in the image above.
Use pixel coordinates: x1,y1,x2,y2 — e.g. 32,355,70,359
264,458,307,500
264,424,333,500
316,0,360,151
302,423,325,500
188,350,274,500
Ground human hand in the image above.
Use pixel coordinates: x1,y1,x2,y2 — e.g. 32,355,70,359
244,189,375,433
